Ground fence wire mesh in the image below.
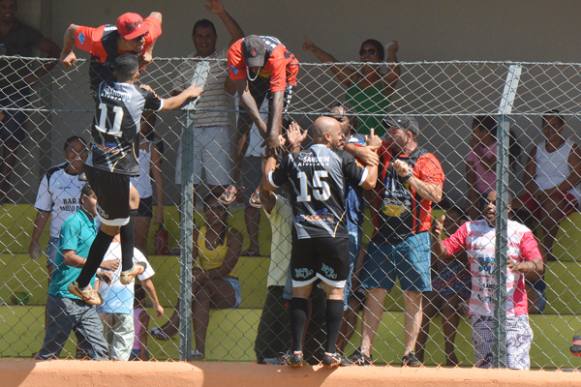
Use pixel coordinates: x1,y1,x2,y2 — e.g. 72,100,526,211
0,56,579,369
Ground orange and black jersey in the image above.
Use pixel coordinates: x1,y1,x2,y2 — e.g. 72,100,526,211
268,145,368,239
227,36,299,93
73,16,162,91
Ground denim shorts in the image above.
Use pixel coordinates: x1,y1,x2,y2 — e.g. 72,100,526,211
224,276,242,308
361,232,432,292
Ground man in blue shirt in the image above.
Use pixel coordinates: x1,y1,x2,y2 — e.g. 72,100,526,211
36,183,109,360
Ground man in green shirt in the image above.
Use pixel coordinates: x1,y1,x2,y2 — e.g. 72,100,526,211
36,184,109,360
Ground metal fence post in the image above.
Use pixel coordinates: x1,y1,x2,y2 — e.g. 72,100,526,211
495,63,522,368
179,109,195,361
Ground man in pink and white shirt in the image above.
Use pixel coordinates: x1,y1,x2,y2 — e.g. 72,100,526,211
432,191,543,370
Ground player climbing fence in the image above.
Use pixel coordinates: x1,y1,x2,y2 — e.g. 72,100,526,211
0,56,579,369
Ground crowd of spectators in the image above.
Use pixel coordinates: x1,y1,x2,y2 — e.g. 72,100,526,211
1,0,579,368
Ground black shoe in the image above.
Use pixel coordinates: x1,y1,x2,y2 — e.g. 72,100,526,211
402,352,422,367
349,349,373,366
281,351,304,368
322,352,342,368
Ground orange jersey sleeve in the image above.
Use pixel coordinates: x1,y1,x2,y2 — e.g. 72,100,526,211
142,15,162,50
266,45,299,92
74,25,107,62
413,152,445,231
227,38,246,81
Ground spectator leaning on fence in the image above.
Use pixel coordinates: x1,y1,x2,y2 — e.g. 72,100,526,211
68,54,203,305
514,110,581,262
432,190,543,370
173,0,243,205
151,195,242,360
29,136,88,278
353,116,444,367
302,37,400,136
36,183,109,360
0,0,60,203
59,10,162,92
415,200,471,366
97,232,164,361
223,34,300,204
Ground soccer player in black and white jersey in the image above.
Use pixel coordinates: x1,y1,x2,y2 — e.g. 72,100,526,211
69,54,203,304
263,116,378,367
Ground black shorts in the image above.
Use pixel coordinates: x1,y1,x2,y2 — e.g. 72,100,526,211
291,237,349,288
85,165,130,226
135,196,153,218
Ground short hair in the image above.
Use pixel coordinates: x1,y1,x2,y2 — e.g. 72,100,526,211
192,19,216,36
63,135,87,151
360,39,385,61
472,115,497,135
542,109,565,126
79,183,94,202
113,54,139,82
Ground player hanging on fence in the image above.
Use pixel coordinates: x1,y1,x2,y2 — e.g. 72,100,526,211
262,116,378,368
68,54,203,304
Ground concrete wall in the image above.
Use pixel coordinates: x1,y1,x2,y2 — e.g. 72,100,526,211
14,0,581,204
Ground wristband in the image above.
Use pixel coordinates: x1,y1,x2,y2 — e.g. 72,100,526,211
400,172,413,184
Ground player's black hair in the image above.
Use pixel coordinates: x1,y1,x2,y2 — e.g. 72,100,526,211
542,109,565,126
359,39,385,61
63,135,87,151
113,54,140,82
192,19,217,36
79,183,95,204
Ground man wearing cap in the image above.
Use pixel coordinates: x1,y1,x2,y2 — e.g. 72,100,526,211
351,115,445,367
59,10,162,91
223,35,299,203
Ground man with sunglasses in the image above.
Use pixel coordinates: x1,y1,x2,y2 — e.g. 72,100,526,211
59,11,162,92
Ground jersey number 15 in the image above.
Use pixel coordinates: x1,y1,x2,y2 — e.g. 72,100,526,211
296,170,331,202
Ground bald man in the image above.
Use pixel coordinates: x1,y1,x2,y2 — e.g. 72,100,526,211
262,116,378,367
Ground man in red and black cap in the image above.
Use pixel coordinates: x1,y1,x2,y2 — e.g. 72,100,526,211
223,35,299,203
59,11,162,91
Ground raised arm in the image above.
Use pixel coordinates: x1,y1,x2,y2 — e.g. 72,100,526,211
160,84,203,111
382,40,401,92
303,37,355,86
206,0,243,44
60,24,79,69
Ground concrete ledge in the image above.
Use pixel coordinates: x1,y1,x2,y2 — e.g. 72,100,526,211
1,360,581,387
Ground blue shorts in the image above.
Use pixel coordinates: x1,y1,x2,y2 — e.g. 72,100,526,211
224,276,242,308
361,232,431,292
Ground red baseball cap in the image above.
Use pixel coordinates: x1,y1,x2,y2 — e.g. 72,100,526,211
116,12,149,40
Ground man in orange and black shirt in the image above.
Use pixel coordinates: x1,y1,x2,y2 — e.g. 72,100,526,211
59,11,162,91
222,35,299,203
352,116,445,367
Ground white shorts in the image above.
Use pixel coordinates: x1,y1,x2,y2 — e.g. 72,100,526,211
471,314,533,370
175,126,233,186
100,313,135,361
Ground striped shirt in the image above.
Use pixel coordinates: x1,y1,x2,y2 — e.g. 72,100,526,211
173,49,234,128
442,219,542,317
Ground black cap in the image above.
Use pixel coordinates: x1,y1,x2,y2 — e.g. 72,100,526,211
243,35,267,67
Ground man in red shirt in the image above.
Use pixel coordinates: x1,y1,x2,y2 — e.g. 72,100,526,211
222,35,299,203
351,116,445,367
59,11,162,91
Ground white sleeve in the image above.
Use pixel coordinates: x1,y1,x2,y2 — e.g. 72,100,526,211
135,248,155,281
34,174,52,212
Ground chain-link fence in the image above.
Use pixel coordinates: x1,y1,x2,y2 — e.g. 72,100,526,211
0,56,579,369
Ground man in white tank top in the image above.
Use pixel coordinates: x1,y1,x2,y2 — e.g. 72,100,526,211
515,110,580,263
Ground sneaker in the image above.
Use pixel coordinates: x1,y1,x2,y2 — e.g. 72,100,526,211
120,262,147,285
350,349,373,366
322,352,343,368
191,349,204,360
68,282,102,305
281,351,304,368
150,327,173,341
402,352,422,367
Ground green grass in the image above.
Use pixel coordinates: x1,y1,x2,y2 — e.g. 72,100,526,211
2,306,580,369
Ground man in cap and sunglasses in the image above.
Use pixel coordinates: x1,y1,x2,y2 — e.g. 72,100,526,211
352,115,445,367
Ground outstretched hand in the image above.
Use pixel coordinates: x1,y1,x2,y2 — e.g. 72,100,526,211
60,51,77,70
303,37,316,52
286,121,308,149
205,0,225,14
365,128,382,149
386,40,399,56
